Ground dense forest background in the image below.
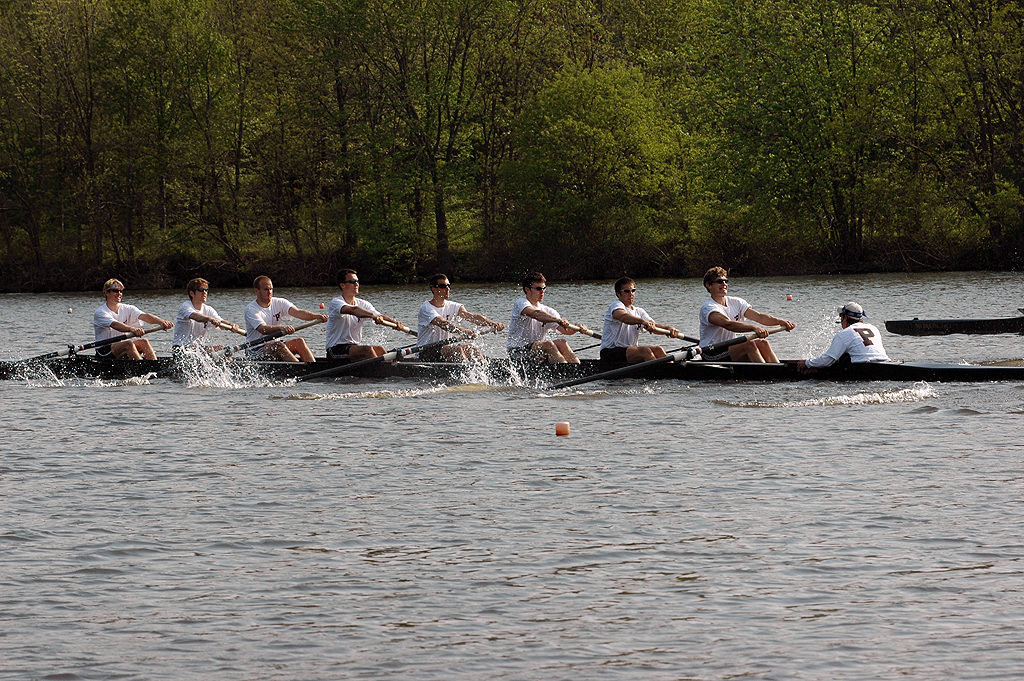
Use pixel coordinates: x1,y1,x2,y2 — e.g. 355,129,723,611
1,0,1022,291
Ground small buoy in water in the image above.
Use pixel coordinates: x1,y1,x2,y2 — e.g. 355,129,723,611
319,302,325,309
67,307,73,314
555,421,570,436
786,295,793,301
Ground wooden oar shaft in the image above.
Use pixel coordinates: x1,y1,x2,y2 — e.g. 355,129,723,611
212,319,246,336
650,325,699,344
379,318,417,336
563,323,600,339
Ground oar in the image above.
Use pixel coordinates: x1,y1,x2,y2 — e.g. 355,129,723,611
563,323,601,339
547,326,786,390
296,337,463,382
651,325,700,344
13,326,167,363
220,319,325,358
379,318,417,337
210,319,246,336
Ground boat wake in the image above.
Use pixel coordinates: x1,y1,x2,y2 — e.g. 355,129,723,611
277,385,449,400
717,382,936,408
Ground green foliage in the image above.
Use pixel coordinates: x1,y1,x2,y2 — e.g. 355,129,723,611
1,0,1023,290
502,64,685,277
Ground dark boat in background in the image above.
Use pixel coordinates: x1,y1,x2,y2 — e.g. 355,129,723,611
5,354,1024,383
885,309,1024,336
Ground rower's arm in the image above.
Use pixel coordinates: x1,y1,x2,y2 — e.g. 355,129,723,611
139,312,173,330
708,310,761,333
431,316,463,333
522,306,561,326
108,320,136,333
289,307,329,323
459,308,505,330
340,304,377,321
612,308,648,327
189,311,218,325
745,307,795,331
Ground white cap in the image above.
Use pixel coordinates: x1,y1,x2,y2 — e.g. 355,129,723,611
839,302,865,319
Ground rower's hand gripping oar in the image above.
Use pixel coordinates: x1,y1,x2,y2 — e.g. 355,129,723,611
547,326,785,390
13,326,167,364
220,319,325,358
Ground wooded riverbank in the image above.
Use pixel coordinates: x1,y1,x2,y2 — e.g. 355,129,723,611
2,0,1022,292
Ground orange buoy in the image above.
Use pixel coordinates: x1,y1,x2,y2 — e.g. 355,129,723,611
555,422,570,436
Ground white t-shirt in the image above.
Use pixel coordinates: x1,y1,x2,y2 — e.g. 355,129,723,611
326,296,379,348
93,303,143,345
173,301,222,346
417,299,464,346
806,322,889,368
699,296,751,347
600,300,654,350
244,297,295,343
507,297,560,348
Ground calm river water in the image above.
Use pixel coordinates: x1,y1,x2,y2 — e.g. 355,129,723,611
2,272,1023,680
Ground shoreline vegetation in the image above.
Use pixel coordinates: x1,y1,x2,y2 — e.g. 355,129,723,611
2,0,1022,293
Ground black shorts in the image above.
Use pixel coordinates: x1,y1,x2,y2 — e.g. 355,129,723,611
418,345,447,362
96,345,113,358
327,343,356,361
599,346,628,364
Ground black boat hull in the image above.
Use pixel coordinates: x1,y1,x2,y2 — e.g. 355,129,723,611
885,316,1024,336
4,354,1024,383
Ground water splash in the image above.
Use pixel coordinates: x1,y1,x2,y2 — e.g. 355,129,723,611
171,347,284,389
716,382,936,408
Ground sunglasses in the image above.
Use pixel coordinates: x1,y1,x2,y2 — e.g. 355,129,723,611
195,288,209,293
712,278,729,284
618,288,637,294
531,286,547,291
343,280,359,285
432,283,451,288
107,288,124,293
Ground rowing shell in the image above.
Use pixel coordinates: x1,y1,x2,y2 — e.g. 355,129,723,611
5,354,1024,383
885,314,1024,336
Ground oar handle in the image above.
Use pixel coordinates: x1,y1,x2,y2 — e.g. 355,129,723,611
650,324,698,343
563,323,600,339
212,319,246,336
379,318,417,336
